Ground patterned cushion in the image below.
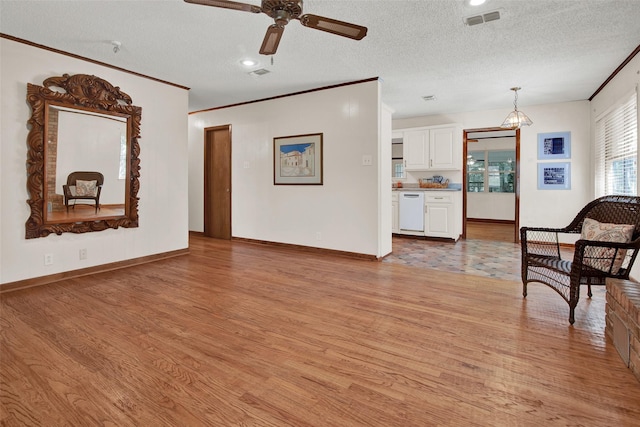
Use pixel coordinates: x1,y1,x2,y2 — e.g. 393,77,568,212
75,179,97,197
581,218,634,274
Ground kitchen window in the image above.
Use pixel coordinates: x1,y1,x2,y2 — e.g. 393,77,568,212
392,136,405,178
467,150,515,193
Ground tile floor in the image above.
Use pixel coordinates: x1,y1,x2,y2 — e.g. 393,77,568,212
383,235,523,282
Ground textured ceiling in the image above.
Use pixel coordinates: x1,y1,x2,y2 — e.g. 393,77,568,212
1,0,639,118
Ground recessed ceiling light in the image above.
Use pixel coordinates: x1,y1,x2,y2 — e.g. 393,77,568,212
240,59,257,67
469,0,486,6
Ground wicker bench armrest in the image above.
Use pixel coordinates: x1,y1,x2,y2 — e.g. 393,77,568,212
520,227,570,258
573,237,640,277
575,237,640,251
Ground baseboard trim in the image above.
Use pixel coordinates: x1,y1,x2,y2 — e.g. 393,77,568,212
0,248,190,294
232,237,378,261
467,218,515,225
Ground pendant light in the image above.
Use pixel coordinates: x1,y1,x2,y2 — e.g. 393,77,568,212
501,87,532,129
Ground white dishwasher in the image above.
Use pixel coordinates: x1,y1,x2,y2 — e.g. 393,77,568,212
399,191,425,232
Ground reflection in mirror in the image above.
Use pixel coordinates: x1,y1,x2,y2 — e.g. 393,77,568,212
45,106,128,223
25,74,141,238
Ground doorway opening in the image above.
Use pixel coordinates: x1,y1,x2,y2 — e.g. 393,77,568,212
462,127,520,243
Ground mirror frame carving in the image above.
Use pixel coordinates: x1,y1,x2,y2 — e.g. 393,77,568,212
25,73,141,238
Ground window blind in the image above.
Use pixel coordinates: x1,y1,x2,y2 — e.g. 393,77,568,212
594,90,638,197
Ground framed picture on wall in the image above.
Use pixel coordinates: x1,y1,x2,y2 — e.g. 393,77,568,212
538,162,571,190
274,133,323,185
538,131,571,159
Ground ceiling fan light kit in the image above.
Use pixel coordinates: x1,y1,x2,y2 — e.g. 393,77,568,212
184,0,367,55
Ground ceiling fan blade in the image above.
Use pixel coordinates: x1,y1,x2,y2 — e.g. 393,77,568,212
183,0,261,14
259,24,284,55
298,14,367,40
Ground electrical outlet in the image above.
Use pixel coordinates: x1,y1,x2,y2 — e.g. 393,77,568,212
244,161,250,169
316,232,322,240
44,253,53,265
79,248,87,260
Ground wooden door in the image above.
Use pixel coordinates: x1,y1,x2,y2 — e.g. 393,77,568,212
204,125,231,239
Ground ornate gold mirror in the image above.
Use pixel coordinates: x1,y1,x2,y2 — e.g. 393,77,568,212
25,74,141,238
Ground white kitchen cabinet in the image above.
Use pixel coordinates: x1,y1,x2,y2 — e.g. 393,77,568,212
400,125,458,171
404,129,430,170
392,192,399,233
424,192,460,240
425,203,453,238
392,190,461,240
429,126,456,169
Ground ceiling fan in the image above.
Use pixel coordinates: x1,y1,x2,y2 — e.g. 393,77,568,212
184,0,368,55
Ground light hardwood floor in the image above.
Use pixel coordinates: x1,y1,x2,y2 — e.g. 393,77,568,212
1,233,639,426
466,220,516,243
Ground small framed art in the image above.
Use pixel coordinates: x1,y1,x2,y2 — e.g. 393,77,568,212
538,131,571,160
538,162,571,190
274,133,323,185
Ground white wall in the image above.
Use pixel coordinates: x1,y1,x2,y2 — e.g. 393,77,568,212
590,55,640,138
0,38,190,285
188,80,390,257
394,100,592,240
467,193,515,221
379,104,394,256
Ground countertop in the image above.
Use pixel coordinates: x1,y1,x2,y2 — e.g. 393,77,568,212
392,187,461,192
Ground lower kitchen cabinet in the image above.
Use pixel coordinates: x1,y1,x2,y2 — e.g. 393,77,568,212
392,190,461,240
425,203,453,238
392,192,399,233
424,192,460,240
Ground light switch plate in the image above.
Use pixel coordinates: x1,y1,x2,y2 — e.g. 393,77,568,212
362,154,373,166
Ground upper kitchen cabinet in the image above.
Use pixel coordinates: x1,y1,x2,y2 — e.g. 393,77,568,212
398,125,459,171
430,126,457,169
404,129,430,169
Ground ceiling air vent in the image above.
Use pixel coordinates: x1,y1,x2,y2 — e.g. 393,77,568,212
483,11,501,22
465,15,484,26
248,68,270,77
463,9,501,26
